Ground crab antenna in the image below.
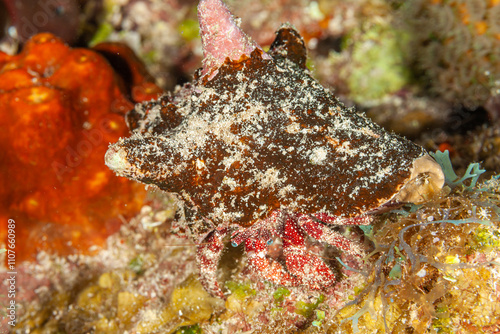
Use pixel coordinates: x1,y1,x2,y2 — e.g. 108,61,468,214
197,0,271,78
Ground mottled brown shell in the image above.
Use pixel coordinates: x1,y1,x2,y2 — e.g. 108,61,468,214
107,27,426,236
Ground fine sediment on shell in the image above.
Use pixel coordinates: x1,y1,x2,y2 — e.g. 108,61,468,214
106,46,431,232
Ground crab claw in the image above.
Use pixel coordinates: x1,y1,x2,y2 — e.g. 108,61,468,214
196,227,228,299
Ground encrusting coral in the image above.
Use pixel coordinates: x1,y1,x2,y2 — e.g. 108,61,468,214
0,33,162,261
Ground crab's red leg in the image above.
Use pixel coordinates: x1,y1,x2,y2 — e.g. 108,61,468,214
282,215,337,289
196,227,227,298
231,214,276,246
297,214,365,255
244,237,300,286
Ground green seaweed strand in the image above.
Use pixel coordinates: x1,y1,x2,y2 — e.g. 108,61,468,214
430,150,486,190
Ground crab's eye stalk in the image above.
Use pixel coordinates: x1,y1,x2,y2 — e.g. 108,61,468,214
392,154,445,204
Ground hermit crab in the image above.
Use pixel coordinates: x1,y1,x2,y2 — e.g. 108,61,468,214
105,0,445,298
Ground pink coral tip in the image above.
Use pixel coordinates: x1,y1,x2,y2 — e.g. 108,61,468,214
197,0,271,79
